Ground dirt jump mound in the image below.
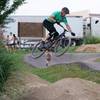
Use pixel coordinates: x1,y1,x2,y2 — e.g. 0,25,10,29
76,44,100,52
20,78,100,100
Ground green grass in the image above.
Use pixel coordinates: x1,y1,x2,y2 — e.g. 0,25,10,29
11,50,33,73
67,46,78,53
55,46,78,54
95,58,100,62
32,64,100,83
84,36,100,44
8,50,100,84
0,50,33,99
1,49,100,99
0,42,14,92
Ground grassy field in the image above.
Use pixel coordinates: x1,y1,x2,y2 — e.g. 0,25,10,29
1,49,100,99
32,64,100,83
84,36,100,44
95,58,100,62
67,46,78,53
9,50,100,84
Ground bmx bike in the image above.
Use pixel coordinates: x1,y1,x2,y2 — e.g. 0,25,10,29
32,24,75,59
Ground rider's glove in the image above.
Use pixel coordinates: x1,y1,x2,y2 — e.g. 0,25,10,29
71,32,75,36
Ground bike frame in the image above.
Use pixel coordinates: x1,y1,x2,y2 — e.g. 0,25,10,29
45,24,69,50
32,23,71,59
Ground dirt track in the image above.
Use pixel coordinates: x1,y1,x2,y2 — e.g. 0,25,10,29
17,53,100,100
18,78,100,100
24,53,100,70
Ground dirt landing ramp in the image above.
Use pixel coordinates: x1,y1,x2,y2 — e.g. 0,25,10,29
19,78,100,100
76,44,100,52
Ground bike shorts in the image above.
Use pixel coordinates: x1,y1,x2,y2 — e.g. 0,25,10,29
43,19,59,39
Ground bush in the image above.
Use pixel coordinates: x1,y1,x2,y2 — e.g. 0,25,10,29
84,36,100,44
0,40,13,92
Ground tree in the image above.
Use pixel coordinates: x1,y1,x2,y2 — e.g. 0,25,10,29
0,0,25,38
0,0,25,25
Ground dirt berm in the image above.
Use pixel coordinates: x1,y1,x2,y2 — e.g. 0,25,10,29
76,44,100,52
19,78,100,100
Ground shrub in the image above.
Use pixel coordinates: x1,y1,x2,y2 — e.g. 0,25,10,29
84,36,100,44
0,40,13,92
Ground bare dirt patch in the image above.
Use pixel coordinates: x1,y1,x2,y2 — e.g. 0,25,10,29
0,72,49,100
76,44,100,52
19,78,100,100
1,72,100,100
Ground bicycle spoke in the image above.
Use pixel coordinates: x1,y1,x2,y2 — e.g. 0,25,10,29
54,37,71,56
32,42,45,59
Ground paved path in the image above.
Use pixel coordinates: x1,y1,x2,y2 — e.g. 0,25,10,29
24,53,100,70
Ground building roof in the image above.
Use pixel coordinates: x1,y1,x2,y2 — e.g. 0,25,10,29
69,10,90,18
89,13,100,17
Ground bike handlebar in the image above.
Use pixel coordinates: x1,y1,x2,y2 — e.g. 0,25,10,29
55,22,76,36
56,23,68,32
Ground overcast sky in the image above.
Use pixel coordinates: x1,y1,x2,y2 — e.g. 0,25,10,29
13,0,100,16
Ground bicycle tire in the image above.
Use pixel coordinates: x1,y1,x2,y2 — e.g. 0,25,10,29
32,42,45,59
54,37,71,57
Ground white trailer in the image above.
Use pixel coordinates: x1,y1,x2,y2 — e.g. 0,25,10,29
4,16,46,39
84,14,100,37
91,17,100,37
54,16,84,45
4,15,84,46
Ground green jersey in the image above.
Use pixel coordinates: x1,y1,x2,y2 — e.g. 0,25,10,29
47,11,68,25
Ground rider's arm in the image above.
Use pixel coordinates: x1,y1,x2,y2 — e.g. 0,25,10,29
48,11,59,23
48,16,56,23
66,24,72,33
66,24,75,36
63,17,72,32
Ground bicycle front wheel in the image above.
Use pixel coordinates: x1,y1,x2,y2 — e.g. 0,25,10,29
32,42,45,59
54,37,71,57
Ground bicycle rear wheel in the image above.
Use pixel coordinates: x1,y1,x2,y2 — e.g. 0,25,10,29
32,42,45,59
54,37,71,57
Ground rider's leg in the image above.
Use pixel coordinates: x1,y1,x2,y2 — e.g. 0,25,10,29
43,19,56,42
40,19,59,49
51,31,59,50
53,31,59,40
43,20,59,41
45,50,52,66
46,32,54,41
